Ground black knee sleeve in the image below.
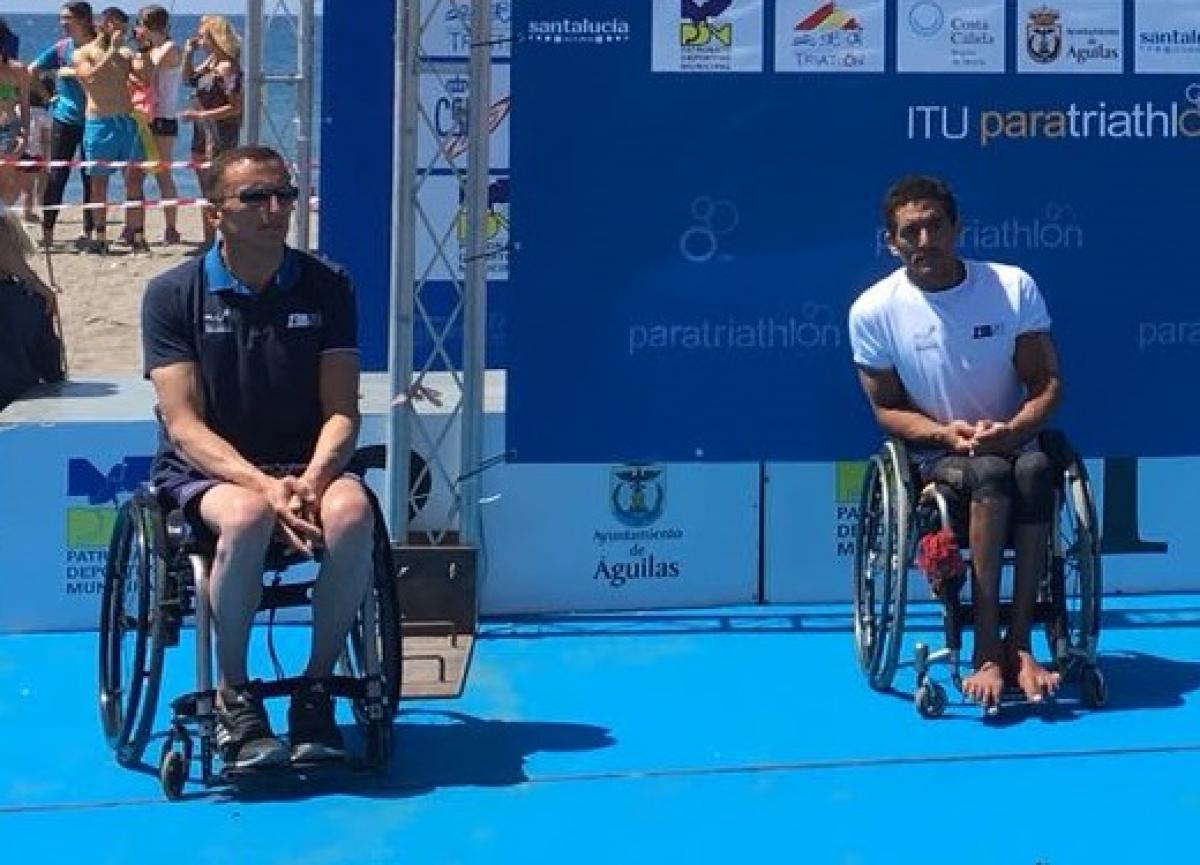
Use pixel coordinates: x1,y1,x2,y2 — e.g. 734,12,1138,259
1012,451,1054,524
967,455,1013,503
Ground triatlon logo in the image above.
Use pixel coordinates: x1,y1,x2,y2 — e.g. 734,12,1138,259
796,2,861,33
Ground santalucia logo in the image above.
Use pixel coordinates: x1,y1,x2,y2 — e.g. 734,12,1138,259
526,16,631,44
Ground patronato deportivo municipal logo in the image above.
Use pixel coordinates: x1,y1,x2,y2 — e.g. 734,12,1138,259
64,456,152,596
610,464,666,528
1026,6,1063,64
834,461,867,557
66,456,152,545
681,0,733,47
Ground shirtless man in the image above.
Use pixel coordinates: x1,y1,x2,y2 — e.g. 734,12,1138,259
125,5,181,246
73,6,142,252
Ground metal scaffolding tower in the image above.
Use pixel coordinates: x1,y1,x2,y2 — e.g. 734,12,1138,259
388,0,493,549
241,0,493,549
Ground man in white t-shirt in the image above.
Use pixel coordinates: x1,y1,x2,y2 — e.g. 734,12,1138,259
848,175,1062,711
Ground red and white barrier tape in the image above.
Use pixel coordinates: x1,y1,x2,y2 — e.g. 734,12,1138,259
0,157,322,171
2,157,211,171
37,196,320,212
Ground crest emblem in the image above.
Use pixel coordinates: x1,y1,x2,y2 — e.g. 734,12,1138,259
610,464,665,527
1026,6,1062,64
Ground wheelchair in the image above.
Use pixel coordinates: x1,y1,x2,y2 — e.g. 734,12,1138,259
851,430,1105,718
97,448,402,799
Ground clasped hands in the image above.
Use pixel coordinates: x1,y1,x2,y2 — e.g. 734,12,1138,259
943,419,1019,457
263,474,324,556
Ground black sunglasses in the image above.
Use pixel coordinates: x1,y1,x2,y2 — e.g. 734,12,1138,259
225,185,301,206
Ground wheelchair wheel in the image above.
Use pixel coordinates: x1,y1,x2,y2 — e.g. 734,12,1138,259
1044,453,1102,677
338,494,402,769
852,441,913,691
98,493,168,767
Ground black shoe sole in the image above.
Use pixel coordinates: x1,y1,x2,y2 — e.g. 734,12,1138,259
290,742,346,765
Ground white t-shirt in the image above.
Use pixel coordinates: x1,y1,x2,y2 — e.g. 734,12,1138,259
848,260,1052,425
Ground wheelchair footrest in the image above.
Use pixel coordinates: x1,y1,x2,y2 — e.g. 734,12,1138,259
169,675,377,720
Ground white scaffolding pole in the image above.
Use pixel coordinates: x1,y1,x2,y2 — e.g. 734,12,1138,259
385,0,420,536
294,0,316,249
243,0,264,144
459,0,492,547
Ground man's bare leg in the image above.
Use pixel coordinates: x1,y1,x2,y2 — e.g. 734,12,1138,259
963,496,1008,707
87,174,110,250
198,484,274,688
305,476,375,679
1008,522,1061,702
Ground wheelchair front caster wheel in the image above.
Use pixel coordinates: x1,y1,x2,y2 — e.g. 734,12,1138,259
915,683,947,719
159,749,187,800
1082,667,1107,709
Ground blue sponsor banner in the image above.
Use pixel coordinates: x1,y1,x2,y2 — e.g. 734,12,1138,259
319,4,396,371
509,0,1200,462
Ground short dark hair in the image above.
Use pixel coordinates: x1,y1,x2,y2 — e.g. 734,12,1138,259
63,2,95,22
101,6,129,24
883,175,959,235
205,145,289,200
138,5,168,31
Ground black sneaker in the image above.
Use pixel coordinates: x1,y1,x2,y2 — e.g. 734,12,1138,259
288,679,345,763
214,685,289,770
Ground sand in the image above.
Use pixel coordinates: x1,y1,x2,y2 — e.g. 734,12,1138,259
19,205,319,375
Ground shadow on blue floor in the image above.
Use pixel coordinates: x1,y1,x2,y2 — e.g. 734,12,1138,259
119,710,615,803
395,710,615,788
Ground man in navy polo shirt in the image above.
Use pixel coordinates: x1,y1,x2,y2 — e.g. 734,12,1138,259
141,144,371,770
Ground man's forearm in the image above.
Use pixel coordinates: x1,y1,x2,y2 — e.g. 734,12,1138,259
874,406,948,450
303,413,360,492
168,417,273,492
1007,381,1062,444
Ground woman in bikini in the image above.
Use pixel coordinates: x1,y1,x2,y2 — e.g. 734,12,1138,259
181,14,243,247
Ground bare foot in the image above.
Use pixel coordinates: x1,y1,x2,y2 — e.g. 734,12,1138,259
1013,650,1061,703
963,661,1005,709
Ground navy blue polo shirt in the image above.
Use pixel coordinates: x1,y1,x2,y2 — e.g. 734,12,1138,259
142,244,357,469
